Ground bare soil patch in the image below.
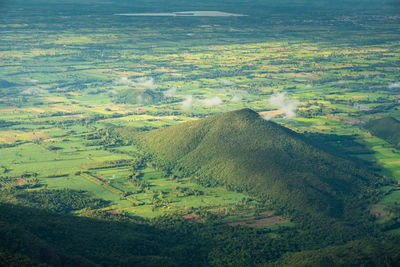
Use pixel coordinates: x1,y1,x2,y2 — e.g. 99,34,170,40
16,178,28,186
225,210,289,228
259,110,283,116
106,209,122,215
183,213,201,223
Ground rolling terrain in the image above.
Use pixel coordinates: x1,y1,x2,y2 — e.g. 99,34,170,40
0,0,400,265
0,202,398,267
0,109,399,266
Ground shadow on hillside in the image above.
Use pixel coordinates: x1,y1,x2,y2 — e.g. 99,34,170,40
304,132,382,172
0,203,205,267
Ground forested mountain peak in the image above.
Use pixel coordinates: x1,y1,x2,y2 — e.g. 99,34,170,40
137,109,379,218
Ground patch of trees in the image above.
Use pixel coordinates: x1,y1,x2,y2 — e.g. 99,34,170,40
82,159,133,170
0,120,20,128
2,200,400,266
0,189,109,214
0,174,39,190
297,106,325,118
38,111,80,118
273,239,400,267
46,145,63,151
172,186,204,197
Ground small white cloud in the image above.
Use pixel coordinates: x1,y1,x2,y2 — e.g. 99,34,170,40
221,80,236,86
114,77,135,86
136,94,143,104
198,96,222,107
108,89,118,95
269,92,299,119
164,88,176,97
229,90,248,103
388,82,400,89
114,77,156,89
231,94,242,102
181,95,193,109
21,88,47,95
261,114,272,121
134,77,156,89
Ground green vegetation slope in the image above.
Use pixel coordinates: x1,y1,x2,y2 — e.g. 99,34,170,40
366,116,400,148
273,239,400,267
138,108,380,218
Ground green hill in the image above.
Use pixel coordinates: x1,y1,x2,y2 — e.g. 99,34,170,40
365,116,400,147
138,108,379,218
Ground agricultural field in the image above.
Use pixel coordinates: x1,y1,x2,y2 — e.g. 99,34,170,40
0,0,399,226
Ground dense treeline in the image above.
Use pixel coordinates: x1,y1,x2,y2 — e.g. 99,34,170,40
272,239,400,267
1,203,399,267
0,204,184,266
0,189,109,214
0,250,46,267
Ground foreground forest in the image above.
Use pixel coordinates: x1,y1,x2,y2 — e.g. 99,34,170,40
0,0,400,265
